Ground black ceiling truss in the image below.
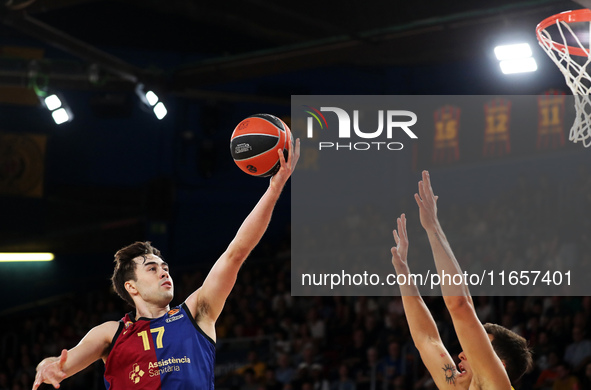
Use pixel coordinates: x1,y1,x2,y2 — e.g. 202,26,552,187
0,0,578,95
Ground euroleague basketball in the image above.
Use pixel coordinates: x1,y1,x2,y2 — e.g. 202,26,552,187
230,113,293,177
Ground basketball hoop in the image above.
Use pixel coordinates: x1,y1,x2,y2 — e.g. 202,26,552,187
537,9,591,147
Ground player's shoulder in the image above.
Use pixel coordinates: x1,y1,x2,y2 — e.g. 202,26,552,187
98,320,121,331
89,321,121,341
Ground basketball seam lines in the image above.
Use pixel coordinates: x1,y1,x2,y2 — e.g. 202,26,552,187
232,133,279,138
233,150,281,161
247,116,286,132
259,161,281,177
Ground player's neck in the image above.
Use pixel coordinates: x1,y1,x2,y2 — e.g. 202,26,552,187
134,301,170,320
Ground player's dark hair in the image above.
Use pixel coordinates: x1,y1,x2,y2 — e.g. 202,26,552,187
483,323,533,384
111,241,161,307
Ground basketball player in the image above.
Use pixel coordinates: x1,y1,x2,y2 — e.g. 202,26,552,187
32,139,300,390
390,171,532,390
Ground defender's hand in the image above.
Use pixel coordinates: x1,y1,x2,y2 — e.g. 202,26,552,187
391,214,409,267
414,170,439,232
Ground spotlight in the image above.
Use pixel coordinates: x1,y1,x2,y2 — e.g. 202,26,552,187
51,108,72,125
136,83,167,120
44,94,62,111
499,58,538,74
494,43,537,74
145,91,159,106
494,43,532,60
153,102,167,120
40,92,73,125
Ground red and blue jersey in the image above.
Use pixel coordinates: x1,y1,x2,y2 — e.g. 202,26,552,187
104,303,215,390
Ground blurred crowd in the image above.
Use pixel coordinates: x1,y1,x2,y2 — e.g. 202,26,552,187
1,166,591,390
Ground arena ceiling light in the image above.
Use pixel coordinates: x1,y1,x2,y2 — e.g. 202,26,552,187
51,108,72,125
153,102,167,120
136,84,168,120
0,253,55,262
44,94,62,111
42,93,74,125
499,57,538,74
145,90,159,106
494,43,537,74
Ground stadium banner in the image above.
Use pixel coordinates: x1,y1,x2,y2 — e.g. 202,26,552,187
537,90,566,150
0,132,47,198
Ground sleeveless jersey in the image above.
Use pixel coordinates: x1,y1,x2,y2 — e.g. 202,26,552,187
104,303,215,390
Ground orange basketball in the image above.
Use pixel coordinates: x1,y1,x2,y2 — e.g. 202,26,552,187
230,114,293,177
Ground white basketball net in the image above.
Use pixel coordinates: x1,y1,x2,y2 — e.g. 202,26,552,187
538,15,591,147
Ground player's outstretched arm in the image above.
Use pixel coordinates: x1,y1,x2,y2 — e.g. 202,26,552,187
414,170,471,302
391,214,459,389
33,321,118,389
415,170,510,390
186,139,300,336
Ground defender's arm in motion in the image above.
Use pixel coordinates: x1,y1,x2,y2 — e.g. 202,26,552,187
391,214,460,389
414,170,510,390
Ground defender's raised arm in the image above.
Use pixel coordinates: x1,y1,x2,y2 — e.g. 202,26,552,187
390,213,461,389
414,170,511,390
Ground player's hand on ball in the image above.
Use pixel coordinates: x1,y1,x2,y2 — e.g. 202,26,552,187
414,170,439,231
33,349,68,389
391,214,409,267
271,137,300,189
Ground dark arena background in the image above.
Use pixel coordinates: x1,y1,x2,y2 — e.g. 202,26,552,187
1,1,591,389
